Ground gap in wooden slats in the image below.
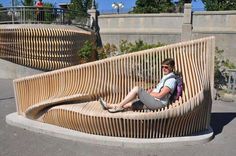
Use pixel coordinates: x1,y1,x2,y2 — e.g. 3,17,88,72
192,43,202,97
122,57,127,103
178,114,187,136
85,103,95,133
179,45,186,104
107,61,114,103
89,115,96,135
112,117,118,137
80,67,87,94
70,109,78,131
84,114,91,134
115,118,122,137
182,113,190,136
97,116,104,136
171,117,178,137
165,117,172,138
109,60,116,104
139,53,143,88
82,67,89,94
195,107,202,133
115,58,121,104
92,64,99,98
101,116,108,136
69,69,76,95
187,111,195,135
108,117,114,136
117,58,122,104
158,118,163,138
95,116,102,135
85,66,93,94
149,119,153,138
79,113,86,133
177,115,185,137
186,47,195,102
145,52,149,89
62,109,69,129
107,117,113,136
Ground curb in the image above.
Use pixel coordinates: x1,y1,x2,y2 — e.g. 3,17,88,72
6,112,214,148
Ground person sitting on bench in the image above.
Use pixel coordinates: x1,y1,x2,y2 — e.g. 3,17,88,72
99,58,177,113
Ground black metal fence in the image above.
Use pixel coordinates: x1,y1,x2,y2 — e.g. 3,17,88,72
227,69,236,94
0,6,91,28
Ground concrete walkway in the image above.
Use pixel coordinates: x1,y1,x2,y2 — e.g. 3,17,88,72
1,78,236,156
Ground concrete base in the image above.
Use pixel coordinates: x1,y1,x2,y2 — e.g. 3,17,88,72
6,112,214,148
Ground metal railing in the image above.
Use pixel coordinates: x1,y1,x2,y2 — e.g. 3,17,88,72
227,69,236,94
0,6,91,28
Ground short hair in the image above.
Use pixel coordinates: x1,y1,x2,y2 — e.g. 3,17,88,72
162,58,175,68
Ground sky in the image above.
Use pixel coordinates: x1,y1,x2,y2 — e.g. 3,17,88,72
0,0,205,12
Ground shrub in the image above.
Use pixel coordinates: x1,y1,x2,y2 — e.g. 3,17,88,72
214,47,236,90
78,40,96,62
119,39,164,54
97,43,118,59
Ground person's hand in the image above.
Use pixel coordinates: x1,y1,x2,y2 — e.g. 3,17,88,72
147,88,153,93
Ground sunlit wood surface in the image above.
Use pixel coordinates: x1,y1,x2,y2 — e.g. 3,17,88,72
0,25,95,70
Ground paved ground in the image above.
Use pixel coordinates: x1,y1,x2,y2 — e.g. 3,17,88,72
0,78,236,156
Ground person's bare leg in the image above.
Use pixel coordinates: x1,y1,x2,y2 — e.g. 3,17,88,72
108,99,135,110
102,86,139,109
108,86,139,109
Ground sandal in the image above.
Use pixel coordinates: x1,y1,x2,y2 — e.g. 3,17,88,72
99,97,108,110
108,106,124,113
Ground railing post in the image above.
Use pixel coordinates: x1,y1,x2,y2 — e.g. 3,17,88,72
181,3,192,41
227,69,236,94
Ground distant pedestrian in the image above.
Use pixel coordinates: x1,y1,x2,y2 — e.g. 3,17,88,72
36,0,44,22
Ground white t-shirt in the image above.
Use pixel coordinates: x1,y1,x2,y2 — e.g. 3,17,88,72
152,72,177,105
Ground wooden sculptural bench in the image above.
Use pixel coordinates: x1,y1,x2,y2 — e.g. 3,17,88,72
13,37,215,138
0,25,95,71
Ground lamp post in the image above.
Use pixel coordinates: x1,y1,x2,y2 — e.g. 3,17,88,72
112,2,124,14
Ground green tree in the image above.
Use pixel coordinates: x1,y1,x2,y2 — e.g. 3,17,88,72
0,4,12,22
202,0,236,11
132,0,175,13
43,2,54,23
69,0,92,17
21,0,34,6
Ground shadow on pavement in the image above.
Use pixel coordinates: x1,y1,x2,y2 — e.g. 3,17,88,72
0,97,14,101
211,112,236,136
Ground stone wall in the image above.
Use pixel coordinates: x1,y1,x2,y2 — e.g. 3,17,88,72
98,4,236,62
98,13,183,45
192,11,236,62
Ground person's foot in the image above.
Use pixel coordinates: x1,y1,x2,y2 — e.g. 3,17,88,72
108,106,124,113
99,97,109,110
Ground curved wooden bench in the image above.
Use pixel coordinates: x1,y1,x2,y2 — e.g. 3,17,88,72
0,25,95,70
13,37,215,138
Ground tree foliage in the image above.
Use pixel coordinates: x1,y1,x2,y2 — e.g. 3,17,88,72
202,0,236,11
214,47,236,89
119,40,164,54
69,0,92,17
132,0,176,13
21,0,34,6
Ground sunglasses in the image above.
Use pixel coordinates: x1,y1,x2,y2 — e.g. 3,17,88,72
161,65,170,69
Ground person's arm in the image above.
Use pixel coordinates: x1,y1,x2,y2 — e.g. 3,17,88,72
149,86,171,99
